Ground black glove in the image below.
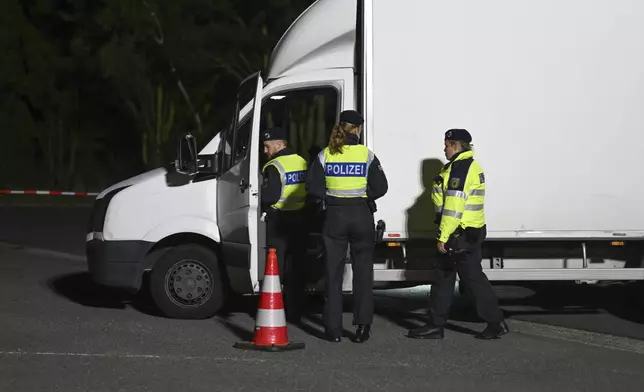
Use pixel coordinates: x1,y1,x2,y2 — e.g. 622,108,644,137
446,228,469,255
374,220,385,244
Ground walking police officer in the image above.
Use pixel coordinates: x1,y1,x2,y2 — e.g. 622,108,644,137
407,129,509,340
307,110,388,343
261,126,308,321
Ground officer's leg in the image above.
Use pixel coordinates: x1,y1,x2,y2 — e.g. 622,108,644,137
285,213,308,320
322,207,349,339
427,257,458,327
281,213,295,317
407,254,456,339
349,204,375,326
265,214,287,281
456,245,504,325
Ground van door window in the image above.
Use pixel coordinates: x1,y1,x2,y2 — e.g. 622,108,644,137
259,87,338,166
232,116,252,167
219,111,253,172
221,127,234,171
219,74,261,174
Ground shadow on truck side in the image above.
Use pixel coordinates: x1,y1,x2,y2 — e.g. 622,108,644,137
406,158,444,238
403,158,444,271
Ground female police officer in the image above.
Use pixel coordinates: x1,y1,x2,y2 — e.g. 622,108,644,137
306,110,388,343
406,129,508,340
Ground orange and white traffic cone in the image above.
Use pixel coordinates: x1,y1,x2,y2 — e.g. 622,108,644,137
233,248,305,352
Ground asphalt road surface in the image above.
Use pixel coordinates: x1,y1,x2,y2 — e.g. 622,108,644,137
0,206,89,256
1,205,644,391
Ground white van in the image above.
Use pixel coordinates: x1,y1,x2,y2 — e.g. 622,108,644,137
86,0,644,319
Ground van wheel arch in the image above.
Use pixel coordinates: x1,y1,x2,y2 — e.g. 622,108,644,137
146,234,227,277
145,234,229,319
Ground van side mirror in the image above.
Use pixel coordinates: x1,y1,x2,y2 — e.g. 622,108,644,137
175,133,198,175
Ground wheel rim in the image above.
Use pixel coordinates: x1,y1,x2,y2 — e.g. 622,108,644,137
164,259,213,308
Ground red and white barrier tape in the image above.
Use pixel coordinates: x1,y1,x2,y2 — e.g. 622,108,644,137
0,190,99,196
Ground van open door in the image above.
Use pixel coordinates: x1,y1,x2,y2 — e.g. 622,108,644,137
216,72,264,293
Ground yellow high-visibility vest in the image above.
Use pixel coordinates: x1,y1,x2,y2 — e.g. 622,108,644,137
431,150,486,243
318,144,374,198
263,154,308,210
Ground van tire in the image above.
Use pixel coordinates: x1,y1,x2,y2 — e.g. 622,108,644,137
149,244,226,319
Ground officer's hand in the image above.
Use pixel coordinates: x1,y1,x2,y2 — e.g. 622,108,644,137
437,241,448,254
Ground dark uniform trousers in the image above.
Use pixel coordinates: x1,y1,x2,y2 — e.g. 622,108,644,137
265,209,307,314
322,202,375,337
428,225,504,327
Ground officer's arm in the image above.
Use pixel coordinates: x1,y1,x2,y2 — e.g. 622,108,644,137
437,174,469,243
431,173,446,224
367,155,388,200
261,165,282,210
305,155,326,202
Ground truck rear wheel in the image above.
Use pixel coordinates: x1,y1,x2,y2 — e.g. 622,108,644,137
149,244,226,319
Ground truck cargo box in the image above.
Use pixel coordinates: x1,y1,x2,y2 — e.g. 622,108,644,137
365,0,644,241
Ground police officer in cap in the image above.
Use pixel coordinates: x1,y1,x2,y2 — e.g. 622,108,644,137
407,129,508,340
307,110,388,343
261,126,309,320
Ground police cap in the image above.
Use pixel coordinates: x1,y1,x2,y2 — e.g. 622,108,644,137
339,110,364,126
261,126,287,142
445,128,472,143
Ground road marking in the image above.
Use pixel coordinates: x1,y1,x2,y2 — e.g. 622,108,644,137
0,350,265,363
507,319,644,355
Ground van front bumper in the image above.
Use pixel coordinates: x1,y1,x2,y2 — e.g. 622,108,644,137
86,236,153,292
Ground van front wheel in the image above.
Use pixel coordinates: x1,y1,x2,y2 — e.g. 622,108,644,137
149,244,226,319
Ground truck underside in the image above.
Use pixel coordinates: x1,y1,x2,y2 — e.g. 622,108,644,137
299,230,644,294
372,239,644,284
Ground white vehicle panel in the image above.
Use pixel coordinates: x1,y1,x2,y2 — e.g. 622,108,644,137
368,0,644,239
96,168,167,200
268,0,356,80
103,171,219,243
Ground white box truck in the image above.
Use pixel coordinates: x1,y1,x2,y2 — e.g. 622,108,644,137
86,0,644,319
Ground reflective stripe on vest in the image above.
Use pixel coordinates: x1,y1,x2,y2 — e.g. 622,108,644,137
262,154,308,210
439,151,486,232
318,145,374,198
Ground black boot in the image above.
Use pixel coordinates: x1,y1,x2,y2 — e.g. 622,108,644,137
324,329,342,343
406,323,445,339
475,321,510,340
324,332,342,343
353,324,371,343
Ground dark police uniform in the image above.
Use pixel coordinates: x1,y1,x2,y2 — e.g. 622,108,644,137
306,110,388,343
261,127,308,320
407,128,508,340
